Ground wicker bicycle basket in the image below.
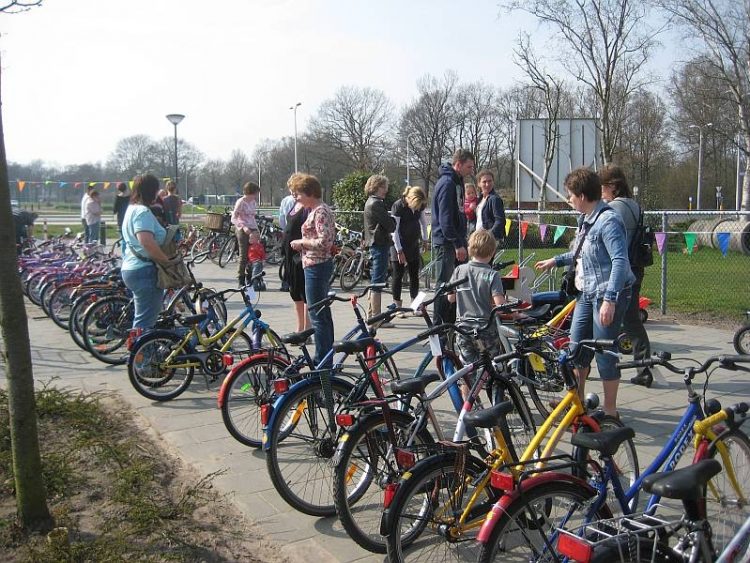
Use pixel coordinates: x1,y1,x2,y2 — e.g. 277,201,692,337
205,212,227,232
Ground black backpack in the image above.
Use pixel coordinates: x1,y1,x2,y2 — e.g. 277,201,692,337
626,202,654,268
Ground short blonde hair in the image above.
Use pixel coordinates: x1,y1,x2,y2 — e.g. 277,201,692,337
468,229,497,260
364,174,389,196
403,186,426,210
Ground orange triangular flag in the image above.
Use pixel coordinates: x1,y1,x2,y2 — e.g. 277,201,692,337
18,180,26,192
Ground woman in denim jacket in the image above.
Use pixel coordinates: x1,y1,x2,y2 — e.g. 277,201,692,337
536,167,634,418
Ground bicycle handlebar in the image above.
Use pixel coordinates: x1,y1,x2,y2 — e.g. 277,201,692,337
449,299,523,337
493,260,516,271
694,402,750,436
617,353,750,378
308,283,387,312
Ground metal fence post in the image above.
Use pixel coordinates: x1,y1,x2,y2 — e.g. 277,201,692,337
660,211,667,315
100,221,106,245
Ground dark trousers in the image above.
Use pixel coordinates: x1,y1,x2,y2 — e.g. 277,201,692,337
391,257,420,301
237,229,250,284
433,243,457,325
622,275,651,374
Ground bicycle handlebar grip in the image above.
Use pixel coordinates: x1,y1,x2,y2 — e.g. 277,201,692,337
249,270,266,284
493,260,516,271
616,358,653,370
436,276,469,295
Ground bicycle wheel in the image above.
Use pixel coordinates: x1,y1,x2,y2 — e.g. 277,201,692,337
520,352,566,420
128,332,194,401
190,235,211,264
265,377,353,516
706,429,750,553
220,354,292,447
384,451,492,562
48,281,79,330
218,236,238,268
333,410,434,554
264,231,284,265
490,376,538,461
734,325,750,355
82,295,133,365
26,271,47,306
69,293,100,351
476,480,612,563
340,252,364,290
40,280,60,317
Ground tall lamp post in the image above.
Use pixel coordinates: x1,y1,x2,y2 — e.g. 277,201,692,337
166,113,185,192
289,102,301,173
689,122,712,210
405,135,411,185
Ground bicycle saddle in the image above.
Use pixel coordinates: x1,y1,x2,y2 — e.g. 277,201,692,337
390,372,441,396
463,401,516,429
570,426,635,457
281,328,315,345
642,458,722,501
180,313,208,326
333,337,376,355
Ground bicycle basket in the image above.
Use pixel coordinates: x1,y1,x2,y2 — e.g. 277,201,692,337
205,212,227,232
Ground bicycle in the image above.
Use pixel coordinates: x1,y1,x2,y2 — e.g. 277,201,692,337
734,310,750,355
475,353,750,562
382,339,638,562
127,273,288,401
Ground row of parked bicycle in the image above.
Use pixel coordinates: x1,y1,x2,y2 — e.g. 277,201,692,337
18,230,750,562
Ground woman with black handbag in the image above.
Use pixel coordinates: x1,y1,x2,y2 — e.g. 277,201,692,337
535,167,634,418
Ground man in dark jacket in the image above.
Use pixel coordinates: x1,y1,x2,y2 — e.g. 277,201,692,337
431,148,475,324
475,169,506,244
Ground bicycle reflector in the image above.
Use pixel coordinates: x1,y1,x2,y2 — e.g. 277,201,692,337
395,448,416,469
222,354,234,367
126,328,143,351
272,378,289,394
557,533,592,563
335,414,355,427
260,404,271,426
383,483,399,508
490,470,515,491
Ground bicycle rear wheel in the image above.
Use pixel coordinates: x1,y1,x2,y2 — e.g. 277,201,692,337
128,333,194,401
218,236,238,268
340,253,364,290
48,281,79,329
82,295,133,365
265,377,353,516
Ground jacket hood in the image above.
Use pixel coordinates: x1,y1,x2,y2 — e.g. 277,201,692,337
438,163,457,179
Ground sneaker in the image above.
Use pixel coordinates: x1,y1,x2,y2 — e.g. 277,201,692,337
630,369,653,388
378,321,396,329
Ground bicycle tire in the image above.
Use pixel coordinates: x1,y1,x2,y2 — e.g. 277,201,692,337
48,281,79,330
39,280,59,317
340,252,364,291
706,428,750,553
264,231,284,265
521,353,566,420
265,377,354,516
128,332,194,401
190,236,211,264
384,451,493,562
208,234,227,264
218,236,238,268
82,294,133,365
490,375,538,462
477,480,612,563
333,410,434,554
69,293,100,351
26,271,47,306
220,354,292,447
734,325,750,355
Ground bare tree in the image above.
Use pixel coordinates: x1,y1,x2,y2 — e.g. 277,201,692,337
107,134,159,178
501,0,662,164
308,86,394,172
224,149,252,193
400,72,459,192
0,5,53,532
450,81,504,172
659,0,750,214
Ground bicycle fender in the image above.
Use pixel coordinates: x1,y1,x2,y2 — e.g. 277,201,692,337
476,471,602,544
127,329,191,366
216,352,291,409
261,375,355,451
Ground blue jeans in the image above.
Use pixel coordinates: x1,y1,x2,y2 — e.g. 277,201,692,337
304,260,334,369
87,222,100,244
122,265,164,330
433,243,457,324
369,246,390,290
569,287,631,381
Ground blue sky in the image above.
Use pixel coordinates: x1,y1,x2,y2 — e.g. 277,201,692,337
0,0,678,166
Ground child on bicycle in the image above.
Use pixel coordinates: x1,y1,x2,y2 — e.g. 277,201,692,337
448,229,507,369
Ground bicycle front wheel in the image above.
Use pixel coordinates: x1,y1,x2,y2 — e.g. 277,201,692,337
265,377,353,517
706,428,750,553
477,480,610,563
218,236,238,268
340,253,364,291
82,295,133,365
128,333,194,401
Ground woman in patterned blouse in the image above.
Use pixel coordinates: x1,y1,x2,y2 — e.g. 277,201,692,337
289,174,336,368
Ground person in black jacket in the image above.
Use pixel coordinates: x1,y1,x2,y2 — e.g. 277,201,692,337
475,169,506,244
363,174,396,322
390,186,428,311
431,148,475,324
113,182,130,232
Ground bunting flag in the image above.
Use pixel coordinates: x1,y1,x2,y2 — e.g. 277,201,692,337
74,182,82,189
539,224,547,241
59,182,67,189
17,180,25,192
655,232,667,255
716,232,730,256
684,232,697,255
553,225,566,244
505,219,512,237
103,182,111,190
129,180,135,189
88,182,97,188
520,221,529,240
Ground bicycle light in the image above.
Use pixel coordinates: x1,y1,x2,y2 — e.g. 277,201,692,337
222,354,234,367
260,404,271,426
557,533,592,563
126,328,143,351
335,414,355,427
383,483,399,508
490,470,515,491
395,448,416,470
272,378,289,394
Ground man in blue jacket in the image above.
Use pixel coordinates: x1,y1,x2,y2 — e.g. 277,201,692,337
475,169,506,243
431,148,475,324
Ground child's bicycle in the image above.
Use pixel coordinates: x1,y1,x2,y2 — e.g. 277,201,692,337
734,310,750,355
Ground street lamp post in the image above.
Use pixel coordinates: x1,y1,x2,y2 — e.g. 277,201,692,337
290,102,301,173
689,122,712,210
633,186,639,202
405,136,411,185
166,113,185,193
716,186,723,210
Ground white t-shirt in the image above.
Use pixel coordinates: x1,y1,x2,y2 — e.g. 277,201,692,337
475,197,488,231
